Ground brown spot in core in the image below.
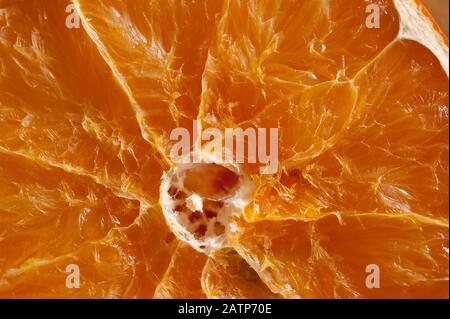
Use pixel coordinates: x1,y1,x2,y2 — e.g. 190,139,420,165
204,199,224,210
174,190,185,200
174,204,185,212
195,224,207,238
189,211,202,223
205,210,217,219
169,184,186,202
168,186,178,196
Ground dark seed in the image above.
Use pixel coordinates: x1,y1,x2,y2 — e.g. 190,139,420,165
189,211,202,223
205,210,217,219
168,187,178,196
174,191,185,200
195,224,207,238
174,204,185,212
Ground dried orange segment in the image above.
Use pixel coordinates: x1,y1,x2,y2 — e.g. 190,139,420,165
248,30,448,222
0,152,140,274
102,209,178,298
0,209,175,298
0,152,177,298
202,249,278,299
244,169,333,222
0,240,129,298
0,0,164,202
232,214,448,298
153,242,207,299
199,0,398,168
74,0,224,152
300,40,449,221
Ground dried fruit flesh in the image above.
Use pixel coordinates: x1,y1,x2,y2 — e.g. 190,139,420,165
0,0,448,298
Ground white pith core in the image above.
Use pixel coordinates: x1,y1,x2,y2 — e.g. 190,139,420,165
160,153,254,254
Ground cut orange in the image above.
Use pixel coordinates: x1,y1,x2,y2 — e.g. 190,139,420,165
0,0,448,298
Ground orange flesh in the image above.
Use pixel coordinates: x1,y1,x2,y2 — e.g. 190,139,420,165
0,0,448,298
